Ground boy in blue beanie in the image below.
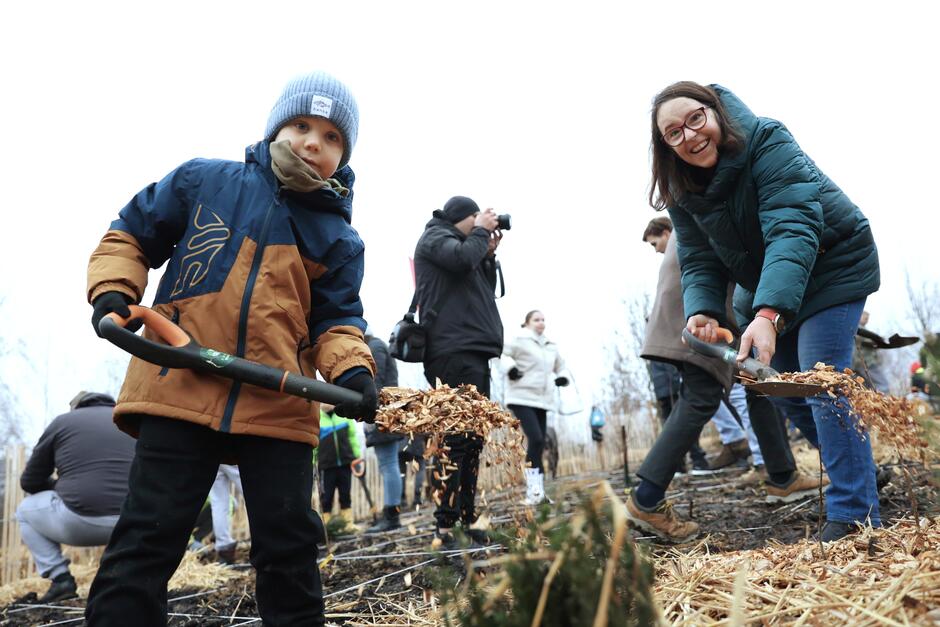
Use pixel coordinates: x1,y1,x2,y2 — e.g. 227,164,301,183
85,71,377,626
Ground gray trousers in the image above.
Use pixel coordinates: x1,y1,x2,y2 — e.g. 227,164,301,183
15,491,119,579
209,464,243,551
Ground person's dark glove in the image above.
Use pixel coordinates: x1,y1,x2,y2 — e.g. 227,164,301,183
334,372,378,424
508,367,523,381
554,376,569,387
91,291,141,337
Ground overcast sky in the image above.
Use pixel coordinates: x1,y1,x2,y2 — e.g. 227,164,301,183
1,1,937,443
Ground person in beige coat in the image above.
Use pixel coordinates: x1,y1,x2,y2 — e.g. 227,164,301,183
501,311,569,505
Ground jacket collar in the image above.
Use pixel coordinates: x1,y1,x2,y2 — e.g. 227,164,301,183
245,141,357,224
680,85,760,210
520,328,551,345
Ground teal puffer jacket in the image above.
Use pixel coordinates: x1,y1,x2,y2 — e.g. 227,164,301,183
668,86,879,331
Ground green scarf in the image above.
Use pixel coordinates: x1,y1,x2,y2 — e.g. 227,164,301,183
269,140,349,197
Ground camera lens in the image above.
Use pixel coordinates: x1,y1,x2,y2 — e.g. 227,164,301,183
496,214,512,230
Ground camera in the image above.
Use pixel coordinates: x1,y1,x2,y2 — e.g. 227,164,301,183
496,214,512,231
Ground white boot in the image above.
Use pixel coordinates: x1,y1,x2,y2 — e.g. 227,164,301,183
523,468,540,505
537,471,553,504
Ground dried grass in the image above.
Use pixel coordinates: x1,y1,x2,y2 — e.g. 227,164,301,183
654,517,940,625
0,550,244,606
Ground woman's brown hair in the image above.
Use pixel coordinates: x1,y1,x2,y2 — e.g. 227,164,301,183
648,82,745,211
522,310,542,328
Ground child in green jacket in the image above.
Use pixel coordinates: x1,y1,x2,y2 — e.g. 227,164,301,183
315,404,362,530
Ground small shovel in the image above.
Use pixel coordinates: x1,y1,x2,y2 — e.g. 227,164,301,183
856,327,919,350
681,328,826,397
98,305,364,406
350,458,379,523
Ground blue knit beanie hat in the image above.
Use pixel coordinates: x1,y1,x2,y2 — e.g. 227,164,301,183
264,71,359,169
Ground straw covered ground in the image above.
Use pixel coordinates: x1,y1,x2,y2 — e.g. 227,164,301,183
2,386,939,626
2,447,937,625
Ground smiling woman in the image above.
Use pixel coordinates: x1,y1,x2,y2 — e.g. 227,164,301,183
645,80,882,543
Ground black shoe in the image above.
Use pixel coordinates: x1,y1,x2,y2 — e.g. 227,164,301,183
432,529,459,551
820,521,858,543
875,466,893,492
39,572,77,603
465,528,490,547
690,458,716,476
216,544,237,565
367,506,401,533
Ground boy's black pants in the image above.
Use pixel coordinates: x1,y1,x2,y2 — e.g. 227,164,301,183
424,351,491,529
320,466,352,512
85,415,325,627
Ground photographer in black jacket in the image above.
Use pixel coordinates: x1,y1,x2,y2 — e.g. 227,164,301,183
414,195,504,547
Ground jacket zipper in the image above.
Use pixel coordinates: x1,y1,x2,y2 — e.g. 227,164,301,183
219,197,279,432
158,307,181,377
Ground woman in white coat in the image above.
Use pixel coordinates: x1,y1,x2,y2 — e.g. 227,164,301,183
502,311,569,504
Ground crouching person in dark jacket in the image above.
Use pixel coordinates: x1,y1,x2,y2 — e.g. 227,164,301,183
414,196,504,549
17,392,135,602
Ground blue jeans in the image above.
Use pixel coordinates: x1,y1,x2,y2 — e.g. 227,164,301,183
771,299,880,526
373,442,402,508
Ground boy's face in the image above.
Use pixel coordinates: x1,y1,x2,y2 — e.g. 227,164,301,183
274,116,344,179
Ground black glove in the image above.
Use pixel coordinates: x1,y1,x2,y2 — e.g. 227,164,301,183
334,372,378,424
554,376,569,387
91,291,141,337
508,367,523,381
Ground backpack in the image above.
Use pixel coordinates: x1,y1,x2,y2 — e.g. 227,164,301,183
388,282,455,363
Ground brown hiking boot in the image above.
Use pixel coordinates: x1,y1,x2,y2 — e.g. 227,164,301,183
738,464,766,486
707,438,750,470
626,493,700,543
765,472,829,504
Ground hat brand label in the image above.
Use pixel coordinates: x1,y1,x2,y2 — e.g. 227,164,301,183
310,96,333,118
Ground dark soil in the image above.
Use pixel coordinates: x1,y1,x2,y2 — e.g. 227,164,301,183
3,457,936,626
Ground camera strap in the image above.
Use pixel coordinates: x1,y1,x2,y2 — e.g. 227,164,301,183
405,280,456,330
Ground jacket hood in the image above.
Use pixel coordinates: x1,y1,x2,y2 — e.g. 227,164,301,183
424,216,467,238
70,392,116,410
246,141,356,224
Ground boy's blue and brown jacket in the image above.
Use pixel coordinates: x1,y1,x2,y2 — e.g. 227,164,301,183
87,140,375,447
313,409,362,469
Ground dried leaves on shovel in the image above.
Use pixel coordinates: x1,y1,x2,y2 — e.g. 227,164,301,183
375,384,527,499
376,384,517,440
775,363,931,458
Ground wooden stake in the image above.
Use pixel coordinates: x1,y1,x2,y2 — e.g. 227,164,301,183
817,448,826,559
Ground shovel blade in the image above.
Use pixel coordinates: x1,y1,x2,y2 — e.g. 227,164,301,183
884,334,919,349
744,381,826,398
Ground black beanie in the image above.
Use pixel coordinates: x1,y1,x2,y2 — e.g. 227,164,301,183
435,196,480,224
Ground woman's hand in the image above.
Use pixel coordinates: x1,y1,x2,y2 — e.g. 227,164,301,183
685,314,722,343
738,316,777,365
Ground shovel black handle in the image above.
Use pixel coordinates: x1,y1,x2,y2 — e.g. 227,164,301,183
99,305,363,406
681,328,780,381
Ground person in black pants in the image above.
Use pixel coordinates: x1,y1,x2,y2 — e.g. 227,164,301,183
86,416,326,626
424,353,490,536
413,196,505,548
501,310,569,504
645,359,710,473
